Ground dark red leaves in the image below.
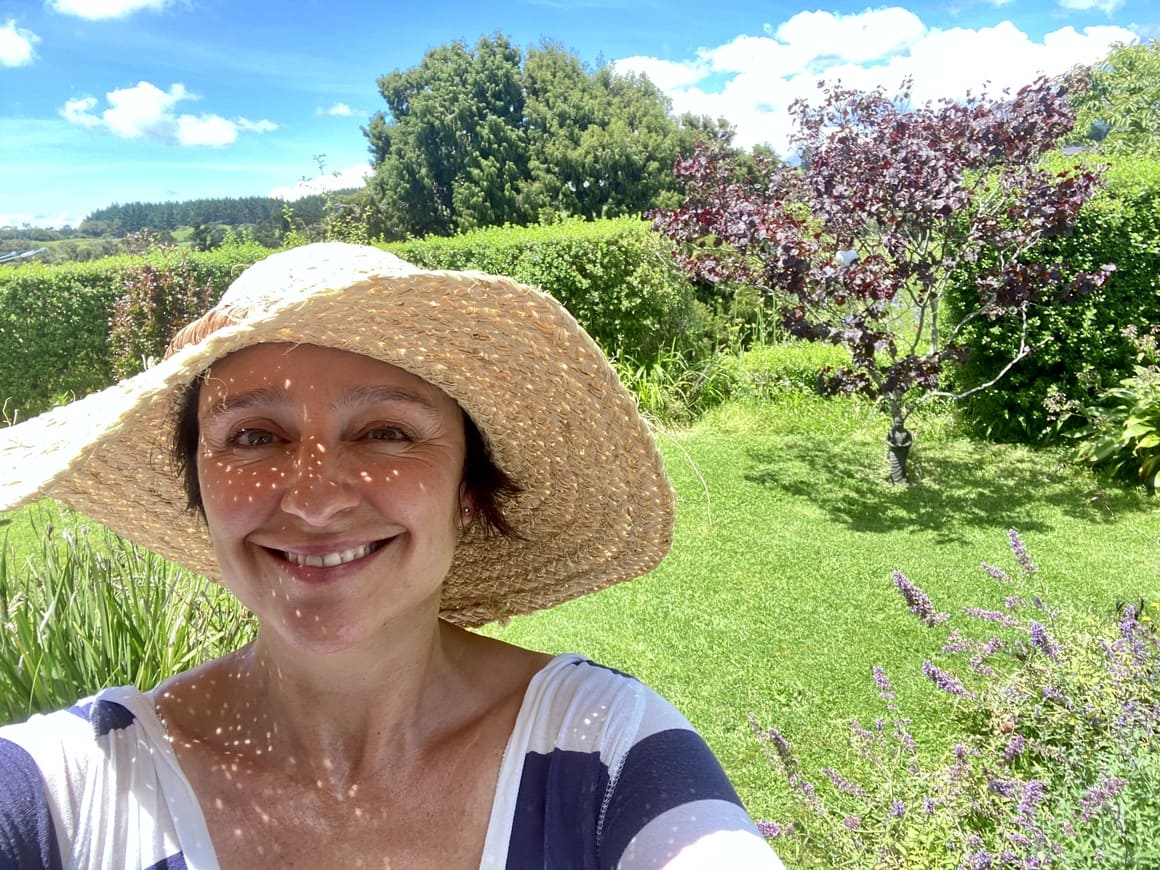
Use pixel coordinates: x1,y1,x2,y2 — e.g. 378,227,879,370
652,74,1113,417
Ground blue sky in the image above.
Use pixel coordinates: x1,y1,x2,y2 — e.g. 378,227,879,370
1,0,1154,228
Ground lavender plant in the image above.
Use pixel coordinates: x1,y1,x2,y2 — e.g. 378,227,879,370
752,530,1160,868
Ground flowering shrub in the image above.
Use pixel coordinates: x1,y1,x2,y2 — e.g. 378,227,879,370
752,531,1160,868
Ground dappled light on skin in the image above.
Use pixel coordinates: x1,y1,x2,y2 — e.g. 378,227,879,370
149,621,548,868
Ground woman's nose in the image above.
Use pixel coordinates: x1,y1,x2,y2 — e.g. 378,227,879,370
279,439,360,525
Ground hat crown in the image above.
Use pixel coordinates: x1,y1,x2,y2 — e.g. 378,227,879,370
218,242,418,312
167,243,420,358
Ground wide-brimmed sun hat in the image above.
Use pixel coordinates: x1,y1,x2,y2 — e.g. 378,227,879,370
0,242,674,626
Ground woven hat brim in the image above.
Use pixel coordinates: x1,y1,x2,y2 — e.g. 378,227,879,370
0,247,674,627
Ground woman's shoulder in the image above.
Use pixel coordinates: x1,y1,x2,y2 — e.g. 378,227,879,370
525,653,696,742
1,686,156,756
0,687,169,867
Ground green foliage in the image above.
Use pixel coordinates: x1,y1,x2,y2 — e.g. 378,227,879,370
951,155,1160,441
1069,39,1160,156
79,193,332,238
0,243,266,420
0,258,123,422
365,35,727,238
718,342,853,404
109,248,216,378
0,505,254,723
753,532,1160,868
390,217,698,364
1068,326,1160,486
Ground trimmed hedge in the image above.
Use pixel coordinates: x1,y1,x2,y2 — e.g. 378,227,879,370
1,220,696,421
390,217,698,364
0,244,266,421
950,155,1160,442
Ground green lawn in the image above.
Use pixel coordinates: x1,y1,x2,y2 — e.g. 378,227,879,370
4,394,1158,858
483,395,1160,831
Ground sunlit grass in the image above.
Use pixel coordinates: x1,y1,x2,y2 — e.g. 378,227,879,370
484,397,1160,829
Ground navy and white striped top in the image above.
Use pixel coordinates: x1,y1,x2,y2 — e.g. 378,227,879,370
0,655,781,869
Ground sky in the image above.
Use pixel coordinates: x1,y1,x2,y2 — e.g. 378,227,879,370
1,0,1154,229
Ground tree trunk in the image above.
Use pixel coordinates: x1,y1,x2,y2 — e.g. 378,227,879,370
885,412,914,485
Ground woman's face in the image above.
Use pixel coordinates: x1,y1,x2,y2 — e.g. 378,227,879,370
196,343,468,653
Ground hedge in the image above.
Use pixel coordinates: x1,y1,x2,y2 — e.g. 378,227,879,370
0,220,696,421
390,217,698,364
0,243,267,422
949,154,1160,442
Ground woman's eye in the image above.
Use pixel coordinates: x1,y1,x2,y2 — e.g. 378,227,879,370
230,428,276,448
368,426,410,442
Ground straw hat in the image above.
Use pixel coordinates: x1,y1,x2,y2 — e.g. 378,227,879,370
0,243,674,626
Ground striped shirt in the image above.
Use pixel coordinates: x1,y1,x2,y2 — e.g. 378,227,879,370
0,654,781,869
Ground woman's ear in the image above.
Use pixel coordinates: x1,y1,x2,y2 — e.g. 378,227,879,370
458,482,475,528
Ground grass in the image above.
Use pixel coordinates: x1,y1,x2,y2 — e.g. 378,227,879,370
482,395,1160,832
2,393,1158,859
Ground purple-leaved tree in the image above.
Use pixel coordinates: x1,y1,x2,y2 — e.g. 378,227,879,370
653,75,1115,483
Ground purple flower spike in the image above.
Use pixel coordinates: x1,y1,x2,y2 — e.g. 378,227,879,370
892,570,950,626
981,561,1012,584
1002,734,1026,764
1029,621,1062,661
756,820,794,838
1078,776,1128,822
963,607,1021,628
890,799,906,818
843,814,862,831
1017,779,1047,822
922,660,973,698
1007,529,1037,574
823,767,865,796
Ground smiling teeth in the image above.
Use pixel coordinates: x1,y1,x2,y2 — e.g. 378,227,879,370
284,544,374,568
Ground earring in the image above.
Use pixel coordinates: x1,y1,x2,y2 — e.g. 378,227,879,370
462,506,471,515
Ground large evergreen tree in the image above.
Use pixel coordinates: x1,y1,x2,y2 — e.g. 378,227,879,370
364,36,727,239
1069,39,1160,156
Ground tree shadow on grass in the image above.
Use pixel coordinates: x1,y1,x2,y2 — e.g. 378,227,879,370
744,437,1147,543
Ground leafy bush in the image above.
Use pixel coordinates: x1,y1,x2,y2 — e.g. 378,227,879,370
1067,325,1160,487
611,340,852,426
391,217,699,364
109,248,217,378
754,531,1160,868
0,505,254,724
0,259,123,422
0,241,266,420
951,155,1160,442
719,342,853,404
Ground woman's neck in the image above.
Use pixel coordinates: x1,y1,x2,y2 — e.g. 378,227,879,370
156,618,479,794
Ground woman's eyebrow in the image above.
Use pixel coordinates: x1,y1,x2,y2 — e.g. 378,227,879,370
337,384,441,420
201,384,442,420
202,386,289,419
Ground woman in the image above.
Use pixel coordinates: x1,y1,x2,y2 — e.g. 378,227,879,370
0,243,782,868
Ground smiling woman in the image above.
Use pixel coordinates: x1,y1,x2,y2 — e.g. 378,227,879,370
0,243,782,869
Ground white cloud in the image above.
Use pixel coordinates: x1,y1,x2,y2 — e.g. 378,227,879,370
768,7,927,67
269,164,372,201
175,113,238,146
59,80,277,146
237,117,279,133
612,56,707,91
612,7,1138,153
320,102,355,117
1058,0,1125,15
0,19,39,67
47,0,170,19
61,96,101,127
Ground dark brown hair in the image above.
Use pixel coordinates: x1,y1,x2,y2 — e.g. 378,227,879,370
170,375,523,539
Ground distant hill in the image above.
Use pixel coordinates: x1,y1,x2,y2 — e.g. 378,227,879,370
78,194,341,236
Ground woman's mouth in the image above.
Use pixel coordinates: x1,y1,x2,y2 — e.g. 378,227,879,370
277,540,386,568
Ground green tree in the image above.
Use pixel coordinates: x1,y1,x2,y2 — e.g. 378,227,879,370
1070,39,1160,155
364,35,730,239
